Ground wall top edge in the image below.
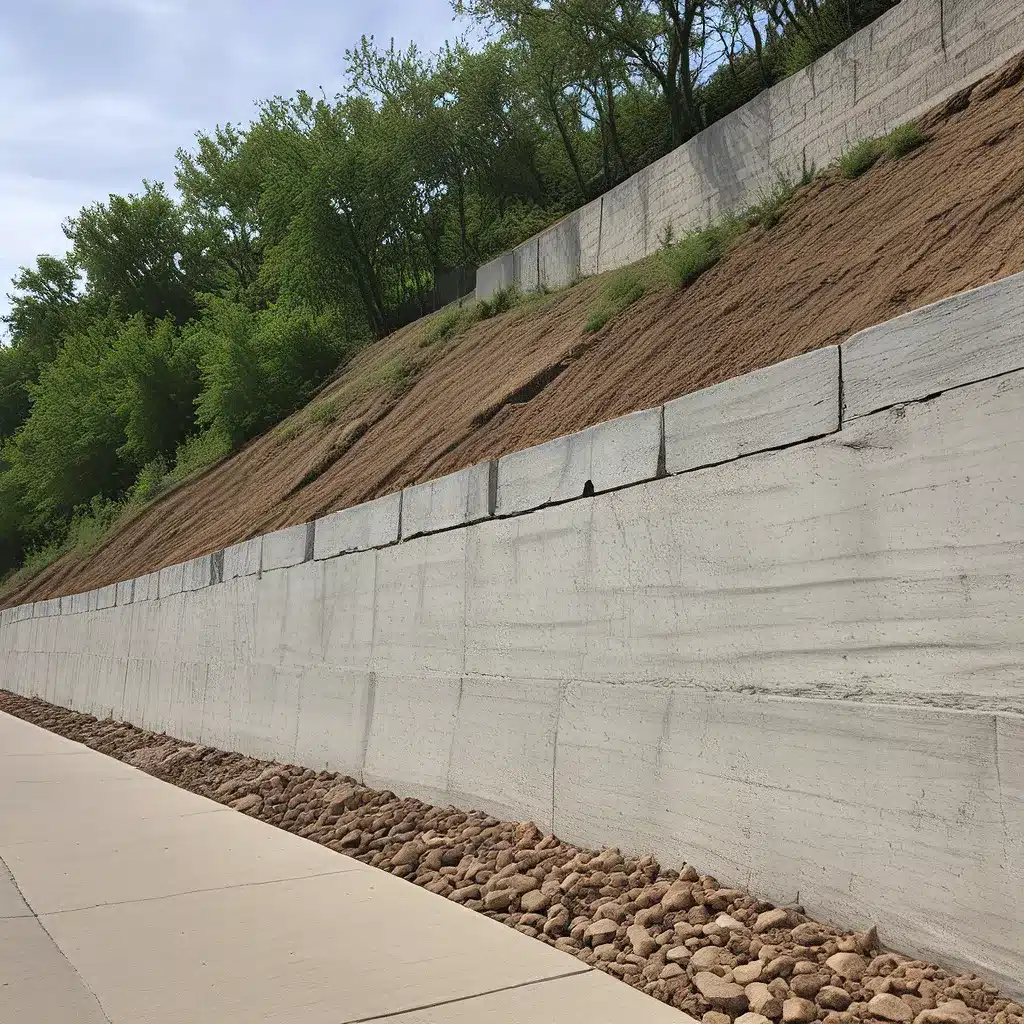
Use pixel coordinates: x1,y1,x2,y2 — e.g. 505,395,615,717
0,269,1019,620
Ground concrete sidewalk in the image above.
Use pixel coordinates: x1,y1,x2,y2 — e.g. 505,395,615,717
0,711,690,1023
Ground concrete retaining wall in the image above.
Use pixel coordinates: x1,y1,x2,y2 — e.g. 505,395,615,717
475,0,1024,298
2,272,1024,994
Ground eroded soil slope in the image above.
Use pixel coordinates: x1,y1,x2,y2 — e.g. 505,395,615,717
9,54,1024,603
2,689,1019,1021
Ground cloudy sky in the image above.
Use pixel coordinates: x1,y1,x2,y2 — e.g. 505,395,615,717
0,0,459,323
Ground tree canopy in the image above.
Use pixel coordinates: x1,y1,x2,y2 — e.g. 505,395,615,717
0,0,898,584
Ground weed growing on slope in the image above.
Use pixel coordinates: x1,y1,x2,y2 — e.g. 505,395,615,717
421,302,481,348
746,174,802,229
840,138,884,179
840,121,928,179
477,284,521,319
585,267,649,333
882,122,928,159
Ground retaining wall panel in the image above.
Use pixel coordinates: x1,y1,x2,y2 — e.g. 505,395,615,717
115,579,134,607
260,522,312,572
182,554,213,592
372,532,467,676
401,463,494,540
496,407,662,516
665,346,839,473
314,492,401,559
843,271,1024,418
538,214,582,290
223,537,262,581
476,252,514,301
158,562,185,598
362,672,461,807
321,551,377,670
553,684,1020,991
447,675,559,833
513,237,539,293
292,667,374,778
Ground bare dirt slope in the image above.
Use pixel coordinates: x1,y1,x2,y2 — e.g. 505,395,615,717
8,54,1024,604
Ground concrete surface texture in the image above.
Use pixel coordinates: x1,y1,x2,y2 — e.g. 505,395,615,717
475,0,1024,298
0,710,691,1024
2,273,1024,994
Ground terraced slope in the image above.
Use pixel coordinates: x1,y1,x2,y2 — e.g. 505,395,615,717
6,53,1023,605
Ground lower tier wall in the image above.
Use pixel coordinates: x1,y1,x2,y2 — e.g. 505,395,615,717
2,354,1022,993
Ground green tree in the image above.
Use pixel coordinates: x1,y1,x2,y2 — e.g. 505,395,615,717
63,182,211,324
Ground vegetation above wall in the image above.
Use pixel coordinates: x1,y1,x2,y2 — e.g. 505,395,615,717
0,0,899,584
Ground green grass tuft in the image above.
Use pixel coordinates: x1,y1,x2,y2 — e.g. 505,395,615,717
477,284,521,320
584,271,647,333
839,137,884,179
883,122,928,160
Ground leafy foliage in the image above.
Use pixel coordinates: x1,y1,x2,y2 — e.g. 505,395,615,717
0,0,901,585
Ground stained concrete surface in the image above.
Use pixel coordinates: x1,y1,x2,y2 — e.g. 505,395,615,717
0,711,691,1024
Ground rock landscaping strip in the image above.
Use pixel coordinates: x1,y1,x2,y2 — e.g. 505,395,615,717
1,688,1019,1024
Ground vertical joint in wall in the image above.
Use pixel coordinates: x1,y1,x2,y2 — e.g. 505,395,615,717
486,460,498,517
657,405,667,478
939,0,946,53
838,343,847,427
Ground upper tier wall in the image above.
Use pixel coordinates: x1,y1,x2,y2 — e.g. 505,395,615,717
2,272,1023,995
476,0,1024,299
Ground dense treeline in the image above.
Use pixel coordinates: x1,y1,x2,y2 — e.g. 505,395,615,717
0,0,897,583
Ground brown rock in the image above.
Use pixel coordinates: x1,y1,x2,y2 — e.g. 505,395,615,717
755,909,792,933
790,974,826,999
665,945,692,964
703,1014,732,1024
914,1001,975,1024
584,919,619,946
505,873,539,895
593,943,618,962
857,926,879,954
231,794,263,813
695,973,749,1016
826,952,869,981
717,913,747,932
662,884,695,912
747,983,784,1020
692,945,731,970
595,902,628,923
450,884,481,903
790,922,829,946
734,961,765,985
764,956,797,980
661,963,685,980
767,979,791,1002
869,994,915,1022
783,997,819,1023
738,1015,776,1024
392,840,425,867
520,889,551,914
818,987,854,1011
627,924,658,957
483,889,513,912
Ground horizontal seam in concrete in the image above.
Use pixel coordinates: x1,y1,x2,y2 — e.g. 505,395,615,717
342,967,593,1024
844,362,1024,422
667,424,840,477
312,534,403,561
38,866,363,919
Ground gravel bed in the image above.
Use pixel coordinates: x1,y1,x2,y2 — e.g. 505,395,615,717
2,690,1019,1024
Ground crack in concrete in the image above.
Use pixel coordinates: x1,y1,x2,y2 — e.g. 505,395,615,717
0,849,115,1024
